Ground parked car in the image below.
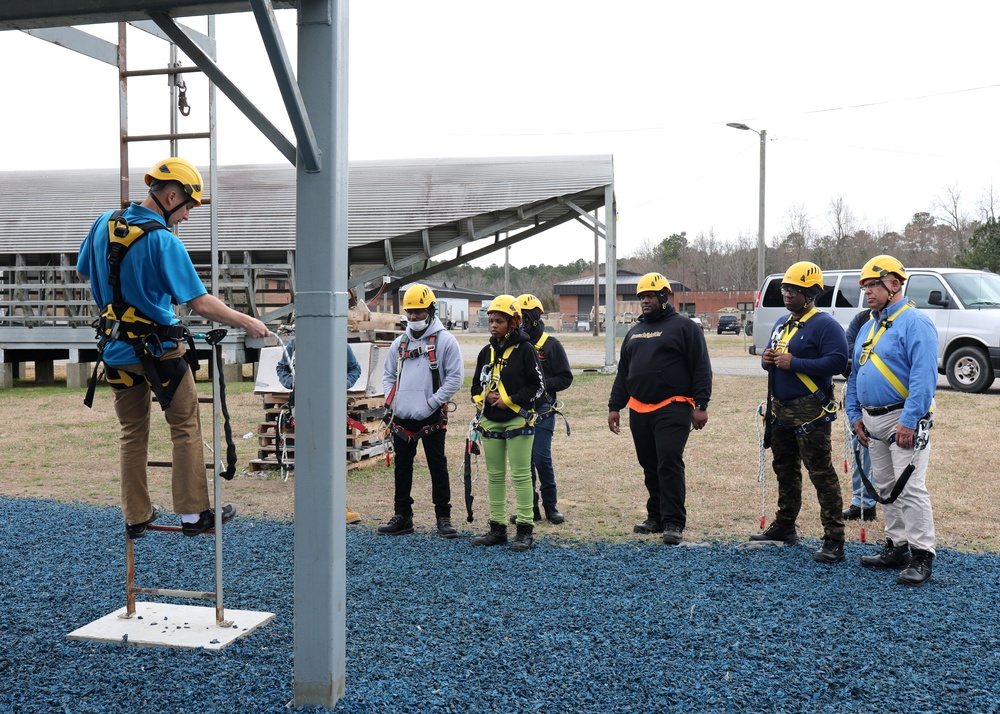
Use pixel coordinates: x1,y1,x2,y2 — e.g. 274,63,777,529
717,314,742,335
690,317,705,330
749,268,1000,393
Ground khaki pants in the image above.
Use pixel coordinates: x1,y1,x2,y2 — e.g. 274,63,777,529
862,406,936,554
112,345,210,524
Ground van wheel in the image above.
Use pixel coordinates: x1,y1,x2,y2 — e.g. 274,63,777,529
945,346,994,393
745,322,753,337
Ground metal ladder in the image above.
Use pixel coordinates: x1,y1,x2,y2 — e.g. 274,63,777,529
115,19,233,627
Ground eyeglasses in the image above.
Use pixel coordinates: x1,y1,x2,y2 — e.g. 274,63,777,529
861,281,883,292
779,285,804,296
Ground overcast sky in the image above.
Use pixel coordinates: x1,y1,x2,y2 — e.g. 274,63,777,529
2,1,999,270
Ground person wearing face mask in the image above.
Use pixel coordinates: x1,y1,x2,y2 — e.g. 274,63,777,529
608,272,712,546
749,262,848,565
76,157,268,540
379,284,464,538
470,295,546,551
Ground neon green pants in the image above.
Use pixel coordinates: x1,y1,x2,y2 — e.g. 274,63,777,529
479,416,535,525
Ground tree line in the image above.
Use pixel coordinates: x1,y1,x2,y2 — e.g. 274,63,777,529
393,188,1000,303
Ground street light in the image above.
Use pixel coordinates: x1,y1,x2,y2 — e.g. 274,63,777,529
727,122,766,289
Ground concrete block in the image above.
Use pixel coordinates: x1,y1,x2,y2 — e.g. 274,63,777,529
0,364,12,389
223,362,243,383
67,362,92,389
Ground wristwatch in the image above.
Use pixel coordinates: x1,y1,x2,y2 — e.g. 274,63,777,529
696,403,708,411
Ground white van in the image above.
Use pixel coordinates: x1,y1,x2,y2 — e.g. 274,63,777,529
748,268,1000,393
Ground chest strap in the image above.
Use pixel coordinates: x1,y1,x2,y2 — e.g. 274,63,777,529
858,303,914,399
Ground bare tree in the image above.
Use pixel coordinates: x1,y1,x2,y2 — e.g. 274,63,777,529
827,196,858,243
934,183,974,256
978,183,999,222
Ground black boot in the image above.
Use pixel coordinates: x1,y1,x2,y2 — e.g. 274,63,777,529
511,523,534,552
544,504,565,525
472,520,508,546
861,539,911,569
436,516,458,539
377,513,414,536
897,548,933,587
634,517,664,534
813,538,845,563
749,522,798,544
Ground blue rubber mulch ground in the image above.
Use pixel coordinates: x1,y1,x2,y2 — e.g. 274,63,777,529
2,497,1000,714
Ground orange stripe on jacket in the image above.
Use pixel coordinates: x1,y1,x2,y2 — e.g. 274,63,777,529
626,395,696,413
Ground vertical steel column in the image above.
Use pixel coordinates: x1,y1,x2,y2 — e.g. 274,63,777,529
294,0,348,707
604,182,617,368
118,22,129,209
593,210,599,337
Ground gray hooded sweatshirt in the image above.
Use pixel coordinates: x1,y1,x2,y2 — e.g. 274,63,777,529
382,317,464,420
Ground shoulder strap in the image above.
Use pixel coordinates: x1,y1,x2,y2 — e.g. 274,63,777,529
106,210,160,308
859,304,913,399
533,332,550,351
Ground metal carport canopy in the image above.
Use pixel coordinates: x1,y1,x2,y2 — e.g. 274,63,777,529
0,1,297,29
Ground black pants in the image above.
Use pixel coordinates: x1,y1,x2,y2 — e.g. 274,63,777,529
629,403,692,529
391,414,451,518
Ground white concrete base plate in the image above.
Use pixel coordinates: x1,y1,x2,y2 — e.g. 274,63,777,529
67,602,275,650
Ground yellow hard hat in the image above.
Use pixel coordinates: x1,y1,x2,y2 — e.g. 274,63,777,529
516,294,544,313
860,255,907,284
636,272,672,296
144,157,204,206
782,261,824,290
487,294,521,318
402,284,436,310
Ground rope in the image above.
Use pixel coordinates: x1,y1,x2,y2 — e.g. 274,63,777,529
841,382,865,543
755,400,768,530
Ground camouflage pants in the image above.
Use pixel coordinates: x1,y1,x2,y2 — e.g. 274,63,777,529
769,398,845,541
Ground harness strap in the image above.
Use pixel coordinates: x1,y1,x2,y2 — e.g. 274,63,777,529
388,417,448,444
772,308,839,413
855,415,932,505
476,424,535,439
627,394,695,413
858,304,914,399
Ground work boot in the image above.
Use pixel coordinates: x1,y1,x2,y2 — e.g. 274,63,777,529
634,517,664,534
813,538,845,563
896,548,934,587
377,513,414,536
182,504,236,537
511,523,534,552
346,507,362,524
861,539,911,569
544,504,565,525
436,516,458,539
661,524,683,546
126,504,161,540
749,522,798,544
472,520,508,546
843,505,878,521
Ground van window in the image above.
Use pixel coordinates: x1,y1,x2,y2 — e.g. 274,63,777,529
836,272,862,307
814,280,837,308
944,272,1000,307
760,280,784,308
906,274,950,309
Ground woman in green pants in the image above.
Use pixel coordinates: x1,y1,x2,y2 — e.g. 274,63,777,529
470,295,545,551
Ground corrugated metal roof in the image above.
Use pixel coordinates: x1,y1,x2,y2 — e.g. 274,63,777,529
0,155,614,275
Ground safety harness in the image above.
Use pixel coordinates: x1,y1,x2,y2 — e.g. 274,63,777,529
83,210,239,480
855,411,933,505
857,303,914,398
769,307,839,436
473,343,536,440
381,334,451,464
84,210,198,413
531,332,571,437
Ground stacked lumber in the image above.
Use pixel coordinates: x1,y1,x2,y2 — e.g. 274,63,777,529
346,395,389,468
348,308,403,341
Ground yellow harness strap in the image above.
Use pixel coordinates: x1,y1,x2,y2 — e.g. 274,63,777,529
859,303,913,399
773,308,836,409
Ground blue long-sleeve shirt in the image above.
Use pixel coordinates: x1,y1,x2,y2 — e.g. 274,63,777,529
276,337,362,390
846,299,938,430
763,310,848,402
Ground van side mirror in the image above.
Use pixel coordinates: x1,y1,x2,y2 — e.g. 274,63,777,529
928,290,950,308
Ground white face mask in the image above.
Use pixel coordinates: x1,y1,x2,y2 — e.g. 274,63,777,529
407,318,429,332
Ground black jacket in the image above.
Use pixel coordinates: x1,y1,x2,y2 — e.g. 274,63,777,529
472,328,545,422
525,321,573,403
608,302,712,411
